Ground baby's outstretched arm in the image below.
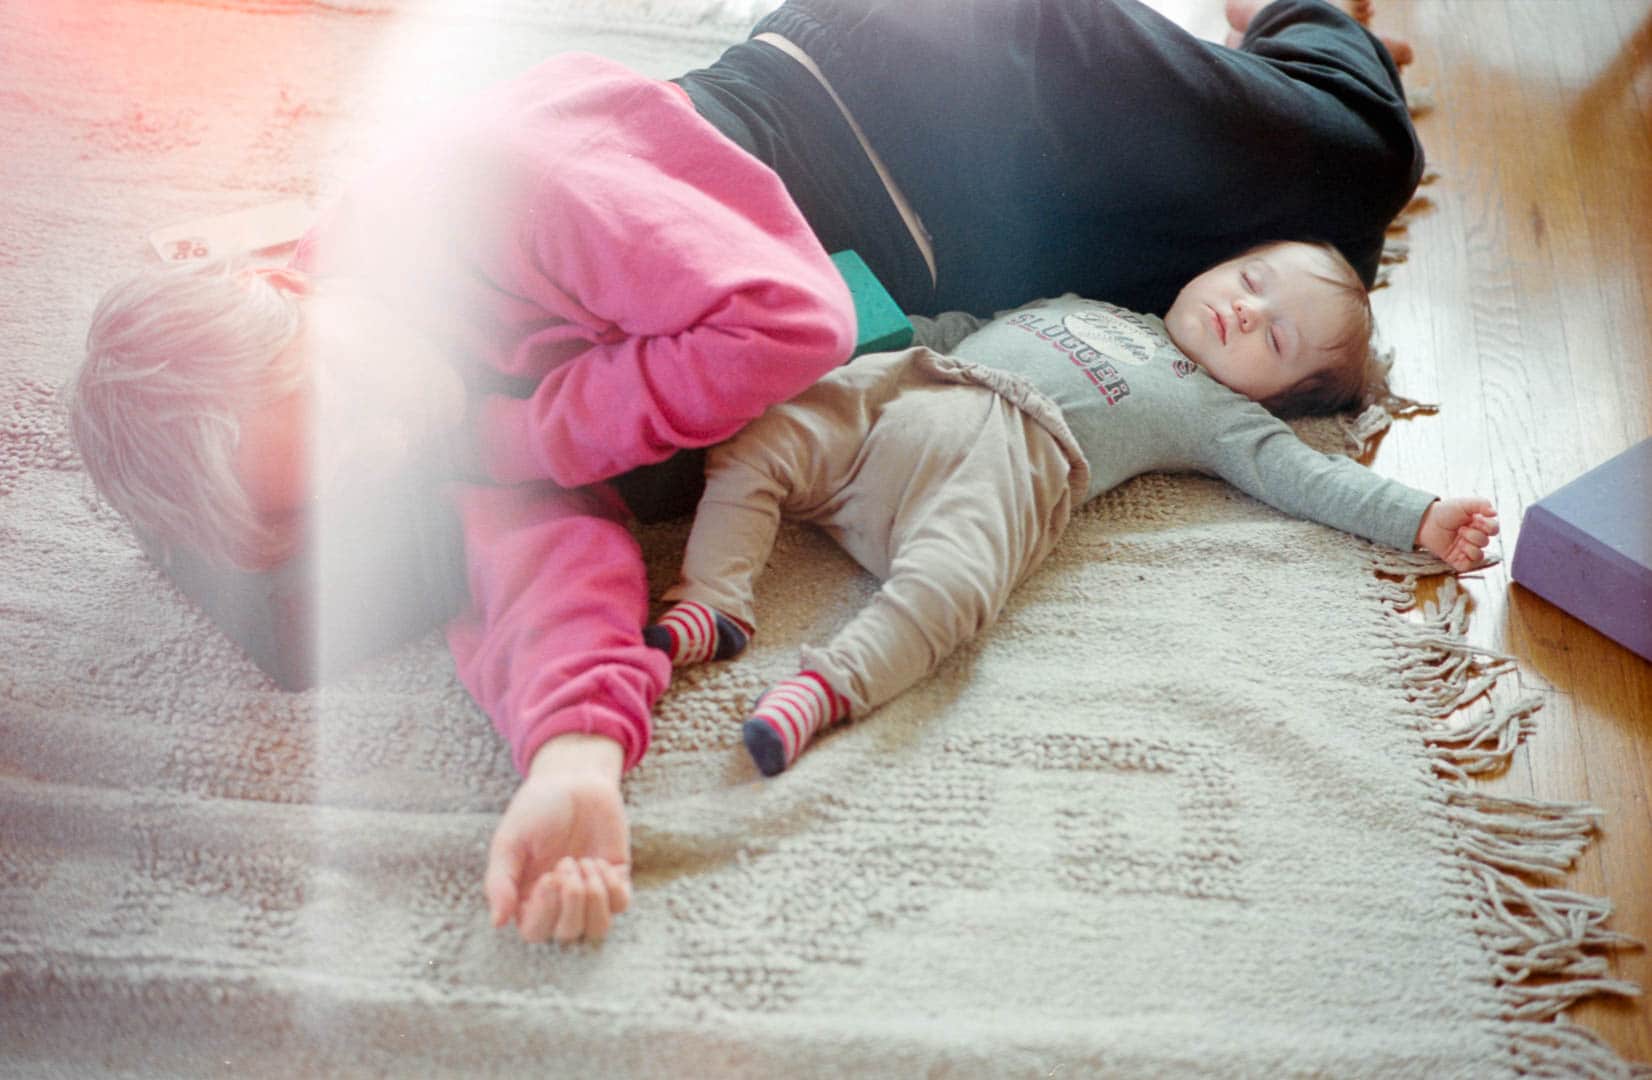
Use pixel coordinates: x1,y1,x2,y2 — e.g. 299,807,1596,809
1415,497,1500,572
486,733,632,944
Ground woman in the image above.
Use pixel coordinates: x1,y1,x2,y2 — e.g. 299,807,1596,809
71,0,1420,946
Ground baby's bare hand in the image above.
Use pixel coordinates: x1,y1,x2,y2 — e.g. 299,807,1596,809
1418,497,1499,572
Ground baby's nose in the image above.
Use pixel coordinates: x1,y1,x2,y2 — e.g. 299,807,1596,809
1232,299,1257,332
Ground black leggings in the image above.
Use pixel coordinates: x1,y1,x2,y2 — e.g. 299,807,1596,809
704,0,1422,318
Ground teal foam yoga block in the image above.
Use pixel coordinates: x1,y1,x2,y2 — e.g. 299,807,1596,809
1510,437,1652,662
831,249,913,357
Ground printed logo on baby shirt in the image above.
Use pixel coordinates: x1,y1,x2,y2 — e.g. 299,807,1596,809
1005,307,1133,405
1062,304,1159,367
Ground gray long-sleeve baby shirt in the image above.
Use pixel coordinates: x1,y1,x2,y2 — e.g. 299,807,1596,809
912,295,1435,553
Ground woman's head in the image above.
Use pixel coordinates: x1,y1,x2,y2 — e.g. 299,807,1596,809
70,258,307,568
70,259,465,569
1163,240,1374,418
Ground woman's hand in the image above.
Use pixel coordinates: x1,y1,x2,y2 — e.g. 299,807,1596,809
485,734,631,944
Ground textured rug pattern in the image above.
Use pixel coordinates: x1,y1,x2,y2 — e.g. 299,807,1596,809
0,2,1641,1077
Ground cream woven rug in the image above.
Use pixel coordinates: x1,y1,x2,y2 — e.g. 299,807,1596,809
1,1,1643,1076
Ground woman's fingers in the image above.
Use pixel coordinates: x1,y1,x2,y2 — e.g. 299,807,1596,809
578,858,614,941
599,860,632,916
502,856,630,944
483,841,524,929
553,857,591,943
517,867,565,943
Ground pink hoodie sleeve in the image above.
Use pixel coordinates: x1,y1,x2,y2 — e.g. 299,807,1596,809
445,481,670,775
474,62,855,488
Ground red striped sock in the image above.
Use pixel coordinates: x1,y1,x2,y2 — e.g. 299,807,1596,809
742,671,851,776
643,600,748,667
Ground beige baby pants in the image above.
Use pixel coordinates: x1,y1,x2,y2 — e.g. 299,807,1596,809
665,346,1084,715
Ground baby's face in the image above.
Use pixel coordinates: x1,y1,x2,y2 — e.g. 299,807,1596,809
234,278,466,523
1163,241,1348,402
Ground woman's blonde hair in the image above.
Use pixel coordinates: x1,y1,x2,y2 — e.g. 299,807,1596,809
68,258,306,568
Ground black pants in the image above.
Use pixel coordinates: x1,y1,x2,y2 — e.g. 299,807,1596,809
698,0,1421,318
623,0,1422,520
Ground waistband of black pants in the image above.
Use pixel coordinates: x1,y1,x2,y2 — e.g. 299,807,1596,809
672,37,936,317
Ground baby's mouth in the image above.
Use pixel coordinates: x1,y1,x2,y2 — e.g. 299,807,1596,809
1209,305,1227,345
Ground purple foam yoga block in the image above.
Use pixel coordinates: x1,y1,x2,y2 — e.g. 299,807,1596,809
1510,437,1652,662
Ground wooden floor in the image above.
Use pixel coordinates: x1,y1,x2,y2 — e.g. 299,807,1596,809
1369,0,1652,1064
1161,0,1652,1063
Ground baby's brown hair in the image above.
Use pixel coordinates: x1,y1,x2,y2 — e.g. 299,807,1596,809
1254,241,1375,420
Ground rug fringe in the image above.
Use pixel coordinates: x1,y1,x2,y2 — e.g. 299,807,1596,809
1342,343,1439,456
1365,550,1647,1073
1374,168,1438,287
1445,789,1601,878
1471,861,1642,986
1508,1019,1652,1079
1369,574,1540,767
1425,698,1541,780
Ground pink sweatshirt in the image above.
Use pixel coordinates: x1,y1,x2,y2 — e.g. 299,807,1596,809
293,52,855,772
